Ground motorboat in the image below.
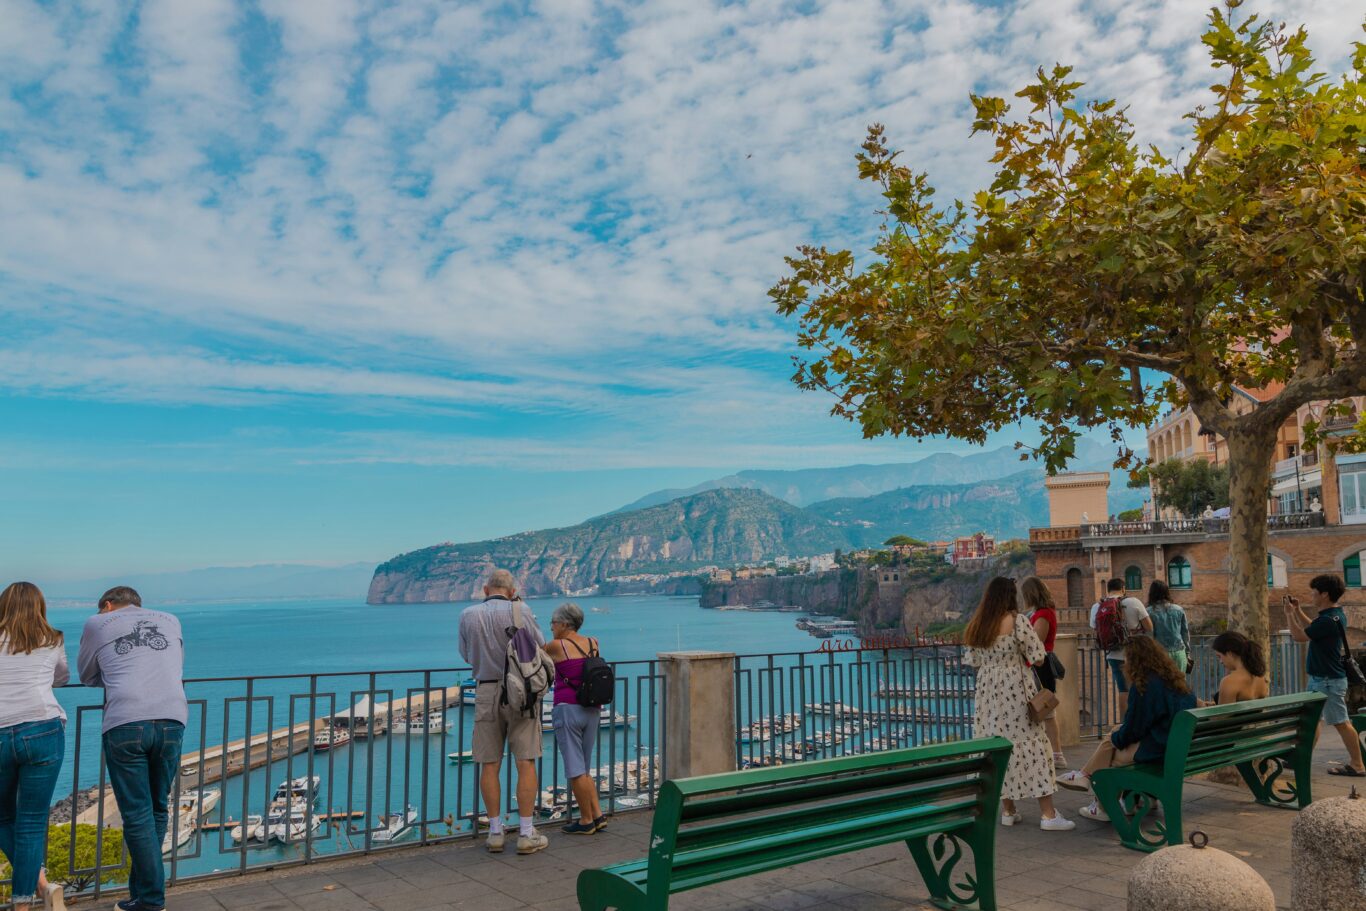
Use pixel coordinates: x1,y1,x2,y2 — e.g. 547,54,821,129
272,776,321,805
371,805,419,843
266,802,321,844
229,815,266,844
161,787,220,855
392,712,450,736
447,750,475,764
313,726,351,751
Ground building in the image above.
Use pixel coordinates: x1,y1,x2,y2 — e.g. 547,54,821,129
949,533,995,566
1030,393,1366,629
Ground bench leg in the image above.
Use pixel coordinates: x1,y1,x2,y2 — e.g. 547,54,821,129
1093,785,1174,853
907,832,993,911
1236,754,1309,809
576,870,655,911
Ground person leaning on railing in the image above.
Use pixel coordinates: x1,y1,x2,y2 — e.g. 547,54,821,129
1058,636,1195,823
1146,581,1191,674
543,602,606,835
0,582,69,911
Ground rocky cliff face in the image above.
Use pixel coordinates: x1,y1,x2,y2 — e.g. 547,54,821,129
698,569,868,615
367,488,850,603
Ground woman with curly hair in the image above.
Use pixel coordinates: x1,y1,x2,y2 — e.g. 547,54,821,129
1057,635,1195,822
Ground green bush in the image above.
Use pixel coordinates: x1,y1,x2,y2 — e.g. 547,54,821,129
0,824,128,899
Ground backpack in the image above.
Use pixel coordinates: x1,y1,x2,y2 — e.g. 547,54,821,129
501,601,554,715
1094,596,1129,652
574,639,616,708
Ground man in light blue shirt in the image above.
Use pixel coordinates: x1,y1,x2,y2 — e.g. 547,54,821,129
77,586,187,911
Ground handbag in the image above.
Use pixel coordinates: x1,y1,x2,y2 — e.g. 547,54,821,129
1027,668,1060,723
1045,651,1066,681
1336,618,1366,688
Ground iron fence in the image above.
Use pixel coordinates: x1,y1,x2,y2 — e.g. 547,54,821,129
37,661,663,900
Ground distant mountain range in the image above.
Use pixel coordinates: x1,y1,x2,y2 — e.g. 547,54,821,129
606,438,1125,513
370,457,1147,603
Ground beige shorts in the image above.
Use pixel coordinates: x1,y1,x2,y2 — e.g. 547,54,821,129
471,682,542,763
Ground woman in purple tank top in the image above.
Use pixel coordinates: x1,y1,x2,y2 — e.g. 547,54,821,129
543,603,605,834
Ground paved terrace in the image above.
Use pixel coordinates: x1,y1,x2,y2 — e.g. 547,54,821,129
166,741,1355,911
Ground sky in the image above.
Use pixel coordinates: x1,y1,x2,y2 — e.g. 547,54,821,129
0,0,1359,581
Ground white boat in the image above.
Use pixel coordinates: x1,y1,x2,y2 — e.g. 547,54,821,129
590,607,610,614
161,787,221,855
267,804,321,844
540,702,636,733
371,805,419,843
229,815,266,844
313,726,351,751
272,776,321,805
392,712,450,736
447,750,475,764
161,819,194,855
804,702,863,718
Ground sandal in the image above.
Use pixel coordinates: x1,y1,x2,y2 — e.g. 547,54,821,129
1328,765,1366,777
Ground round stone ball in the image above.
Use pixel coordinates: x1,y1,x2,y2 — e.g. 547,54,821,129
1129,843,1274,911
1291,795,1366,911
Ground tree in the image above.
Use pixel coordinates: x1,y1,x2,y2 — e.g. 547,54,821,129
883,534,926,547
1149,458,1232,517
0,824,127,899
771,6,1365,644
1118,508,1145,521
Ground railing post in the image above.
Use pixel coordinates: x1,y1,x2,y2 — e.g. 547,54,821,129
659,650,736,779
1053,634,1082,747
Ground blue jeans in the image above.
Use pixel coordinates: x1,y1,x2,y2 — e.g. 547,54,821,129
104,721,184,910
0,718,64,905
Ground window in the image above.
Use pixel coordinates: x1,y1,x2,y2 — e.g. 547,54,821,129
1065,568,1084,608
1167,556,1192,589
1347,554,1362,588
1124,565,1142,591
1342,465,1366,525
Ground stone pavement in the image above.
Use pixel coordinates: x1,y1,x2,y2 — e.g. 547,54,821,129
165,741,1357,911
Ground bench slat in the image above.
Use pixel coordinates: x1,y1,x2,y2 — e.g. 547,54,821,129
679,755,991,823
674,773,988,853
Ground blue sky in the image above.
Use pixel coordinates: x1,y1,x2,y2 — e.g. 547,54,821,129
0,0,1357,581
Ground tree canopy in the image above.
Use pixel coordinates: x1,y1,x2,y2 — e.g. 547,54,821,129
771,4,1365,641
1149,459,1232,517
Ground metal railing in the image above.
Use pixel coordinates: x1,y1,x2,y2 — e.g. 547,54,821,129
35,661,664,900
1077,632,1306,737
1079,512,1325,539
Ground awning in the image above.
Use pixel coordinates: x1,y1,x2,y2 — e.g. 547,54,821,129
1271,470,1321,496
334,695,373,720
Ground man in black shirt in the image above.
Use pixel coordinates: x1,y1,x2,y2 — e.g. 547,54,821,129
1284,574,1365,776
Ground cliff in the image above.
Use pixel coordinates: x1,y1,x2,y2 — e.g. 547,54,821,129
699,569,867,615
367,488,850,603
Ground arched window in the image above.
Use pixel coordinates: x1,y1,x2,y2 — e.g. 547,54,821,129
1167,556,1193,589
1124,565,1142,591
1346,553,1362,588
1065,568,1084,608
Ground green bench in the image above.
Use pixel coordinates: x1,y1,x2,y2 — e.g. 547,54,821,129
576,737,1012,911
1091,692,1325,853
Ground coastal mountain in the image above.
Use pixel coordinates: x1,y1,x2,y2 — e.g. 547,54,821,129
367,488,850,603
607,438,1130,513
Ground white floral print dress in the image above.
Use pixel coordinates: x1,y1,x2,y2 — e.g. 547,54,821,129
964,617,1056,800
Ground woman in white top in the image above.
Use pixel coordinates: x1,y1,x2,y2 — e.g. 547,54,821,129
0,582,69,911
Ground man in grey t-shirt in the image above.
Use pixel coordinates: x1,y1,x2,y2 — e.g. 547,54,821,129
1089,577,1153,716
77,586,187,911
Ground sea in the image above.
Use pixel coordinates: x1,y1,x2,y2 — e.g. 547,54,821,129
42,595,964,880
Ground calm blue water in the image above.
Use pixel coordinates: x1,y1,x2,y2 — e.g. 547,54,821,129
45,595,893,880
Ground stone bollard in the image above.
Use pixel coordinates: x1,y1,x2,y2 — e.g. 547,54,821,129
1129,832,1275,911
1291,787,1366,911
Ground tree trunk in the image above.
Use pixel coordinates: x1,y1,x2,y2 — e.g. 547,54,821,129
1225,429,1278,647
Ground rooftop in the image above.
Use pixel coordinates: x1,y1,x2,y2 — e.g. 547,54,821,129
166,740,1354,911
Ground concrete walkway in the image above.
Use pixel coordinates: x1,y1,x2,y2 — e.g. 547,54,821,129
166,741,1357,911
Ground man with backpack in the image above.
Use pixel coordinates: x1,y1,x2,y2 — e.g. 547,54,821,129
1283,574,1366,777
1090,578,1154,715
458,569,551,855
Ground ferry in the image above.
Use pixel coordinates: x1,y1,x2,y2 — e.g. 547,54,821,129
393,712,451,736
312,726,351,751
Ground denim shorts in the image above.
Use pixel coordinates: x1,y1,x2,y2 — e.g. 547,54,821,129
1308,675,1350,726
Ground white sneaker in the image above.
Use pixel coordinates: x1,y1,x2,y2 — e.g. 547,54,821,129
1078,801,1110,822
1056,770,1091,792
486,830,505,853
45,883,66,911
1040,813,1076,831
517,828,549,855
1000,812,1023,826
1053,752,1069,769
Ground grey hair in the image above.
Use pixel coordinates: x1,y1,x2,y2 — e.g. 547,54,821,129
552,602,584,631
485,569,517,595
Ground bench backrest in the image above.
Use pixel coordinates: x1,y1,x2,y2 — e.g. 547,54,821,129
645,736,1012,895
1165,692,1326,778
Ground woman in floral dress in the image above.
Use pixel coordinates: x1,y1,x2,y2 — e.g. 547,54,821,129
963,577,1075,831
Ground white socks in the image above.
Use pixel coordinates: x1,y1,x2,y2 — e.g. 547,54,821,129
488,817,505,835
519,815,535,837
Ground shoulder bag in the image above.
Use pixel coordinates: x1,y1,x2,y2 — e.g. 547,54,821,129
1336,617,1366,688
1015,619,1059,723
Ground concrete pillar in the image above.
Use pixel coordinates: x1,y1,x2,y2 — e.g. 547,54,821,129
1053,634,1081,747
1291,793,1366,910
659,650,736,780
1129,837,1274,911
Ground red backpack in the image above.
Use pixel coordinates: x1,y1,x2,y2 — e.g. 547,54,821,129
1094,597,1129,652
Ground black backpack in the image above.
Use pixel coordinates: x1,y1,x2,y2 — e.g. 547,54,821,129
572,639,615,708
